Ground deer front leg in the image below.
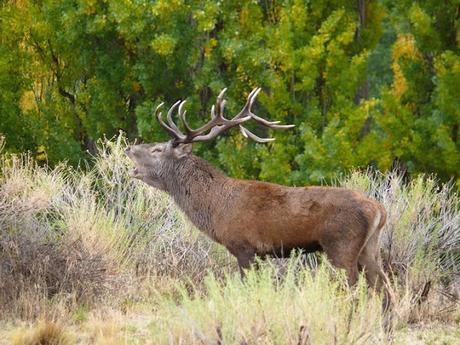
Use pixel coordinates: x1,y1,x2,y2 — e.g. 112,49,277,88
229,245,256,278
225,241,257,278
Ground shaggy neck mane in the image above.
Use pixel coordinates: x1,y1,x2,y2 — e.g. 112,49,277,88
163,155,228,235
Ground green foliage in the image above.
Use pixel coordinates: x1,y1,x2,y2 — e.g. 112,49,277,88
376,1,460,183
0,0,458,184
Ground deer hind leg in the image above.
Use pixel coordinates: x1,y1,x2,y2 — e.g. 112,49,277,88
357,210,392,311
322,239,361,286
358,246,384,290
357,208,386,290
359,244,392,312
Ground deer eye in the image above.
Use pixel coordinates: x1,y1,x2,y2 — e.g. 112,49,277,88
151,147,162,154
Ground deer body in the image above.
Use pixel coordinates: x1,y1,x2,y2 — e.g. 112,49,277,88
125,87,388,289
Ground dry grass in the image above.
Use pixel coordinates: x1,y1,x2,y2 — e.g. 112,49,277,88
0,135,459,343
0,157,124,318
8,321,72,345
343,170,460,281
0,136,229,320
342,170,460,324
149,262,386,344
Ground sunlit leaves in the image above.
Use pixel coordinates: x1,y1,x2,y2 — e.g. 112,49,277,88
0,0,457,185
151,34,177,56
380,1,459,182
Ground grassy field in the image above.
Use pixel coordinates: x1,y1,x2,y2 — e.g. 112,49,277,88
0,136,459,344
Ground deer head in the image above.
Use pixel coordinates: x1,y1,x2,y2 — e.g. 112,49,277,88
125,88,294,189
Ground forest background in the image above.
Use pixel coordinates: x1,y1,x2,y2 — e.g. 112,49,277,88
1,0,459,186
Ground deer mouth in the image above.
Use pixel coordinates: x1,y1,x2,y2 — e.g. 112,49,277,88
129,167,141,178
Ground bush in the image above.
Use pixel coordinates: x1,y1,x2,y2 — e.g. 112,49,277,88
342,171,460,301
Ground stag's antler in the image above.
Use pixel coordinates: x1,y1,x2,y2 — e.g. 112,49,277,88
154,88,294,145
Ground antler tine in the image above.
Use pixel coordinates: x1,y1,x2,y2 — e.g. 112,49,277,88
178,100,194,133
220,99,227,117
217,87,228,100
235,87,296,129
177,88,234,138
232,87,260,120
249,87,261,107
211,104,216,119
215,88,227,119
166,100,183,134
239,125,275,143
230,87,294,142
252,114,296,129
155,103,184,140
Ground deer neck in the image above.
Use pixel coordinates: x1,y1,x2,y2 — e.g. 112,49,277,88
164,155,227,235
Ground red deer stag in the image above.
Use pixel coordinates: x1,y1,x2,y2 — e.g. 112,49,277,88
125,88,387,289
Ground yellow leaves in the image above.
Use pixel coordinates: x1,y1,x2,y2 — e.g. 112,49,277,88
209,38,218,48
408,4,432,36
151,0,184,17
363,98,378,112
81,0,98,16
236,65,249,84
193,3,219,33
308,39,325,60
291,0,308,31
151,34,177,56
433,51,460,118
204,38,218,58
19,91,37,113
131,81,141,93
239,6,250,30
239,3,262,34
434,51,460,81
392,62,407,98
36,145,47,162
391,34,421,98
318,9,344,36
32,21,53,37
222,44,236,62
335,23,356,46
11,0,29,10
392,34,421,61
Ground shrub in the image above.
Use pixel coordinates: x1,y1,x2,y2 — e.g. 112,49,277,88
342,170,460,303
0,136,228,319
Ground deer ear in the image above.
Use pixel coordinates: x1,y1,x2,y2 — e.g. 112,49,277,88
173,143,192,158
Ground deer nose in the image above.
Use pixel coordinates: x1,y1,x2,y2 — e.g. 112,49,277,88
125,146,131,154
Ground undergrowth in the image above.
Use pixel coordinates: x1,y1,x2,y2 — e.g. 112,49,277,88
0,135,459,344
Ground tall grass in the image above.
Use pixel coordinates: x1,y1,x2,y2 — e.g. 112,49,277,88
0,135,459,342
0,136,229,319
342,171,460,307
151,261,385,344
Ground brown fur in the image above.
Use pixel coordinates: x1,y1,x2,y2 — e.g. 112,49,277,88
125,142,387,289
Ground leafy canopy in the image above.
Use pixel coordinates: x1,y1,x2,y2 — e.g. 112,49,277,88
0,0,458,185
